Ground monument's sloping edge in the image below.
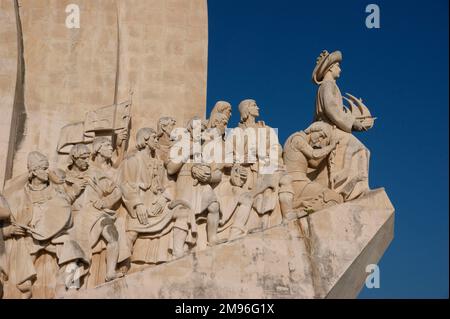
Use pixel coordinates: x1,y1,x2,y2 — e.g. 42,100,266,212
57,188,395,299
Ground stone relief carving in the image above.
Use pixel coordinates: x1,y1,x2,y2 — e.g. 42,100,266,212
0,49,376,299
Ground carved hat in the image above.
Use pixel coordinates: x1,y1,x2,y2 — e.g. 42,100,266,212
27,151,49,171
312,50,342,84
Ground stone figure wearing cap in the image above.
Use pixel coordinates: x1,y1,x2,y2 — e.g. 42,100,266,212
311,50,373,201
1,151,81,298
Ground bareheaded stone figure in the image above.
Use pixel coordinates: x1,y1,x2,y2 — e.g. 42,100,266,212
2,152,80,298
119,128,192,263
65,142,123,286
156,116,177,163
312,50,372,200
283,121,343,213
237,99,286,229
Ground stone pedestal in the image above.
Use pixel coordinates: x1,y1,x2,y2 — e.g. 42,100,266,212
58,188,394,299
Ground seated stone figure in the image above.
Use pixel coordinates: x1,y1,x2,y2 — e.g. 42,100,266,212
2,152,80,299
64,142,124,287
284,121,343,213
215,164,254,240
119,128,192,266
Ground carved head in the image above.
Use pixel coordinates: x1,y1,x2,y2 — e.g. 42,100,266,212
27,151,49,183
69,143,91,171
230,164,248,187
312,50,342,84
328,62,341,79
186,116,208,140
209,112,229,137
136,127,158,151
92,137,114,160
211,101,232,121
157,117,177,137
238,99,259,122
305,121,333,149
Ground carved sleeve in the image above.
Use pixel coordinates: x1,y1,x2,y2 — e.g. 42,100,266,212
320,82,354,133
119,157,143,216
0,194,10,220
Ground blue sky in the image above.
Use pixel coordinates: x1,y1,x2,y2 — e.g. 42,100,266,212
206,0,449,298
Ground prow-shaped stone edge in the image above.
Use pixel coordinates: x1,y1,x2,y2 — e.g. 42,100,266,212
57,188,394,299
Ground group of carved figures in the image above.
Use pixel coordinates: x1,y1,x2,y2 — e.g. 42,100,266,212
0,50,375,298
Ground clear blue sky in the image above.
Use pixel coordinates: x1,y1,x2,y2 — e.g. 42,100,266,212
206,0,449,298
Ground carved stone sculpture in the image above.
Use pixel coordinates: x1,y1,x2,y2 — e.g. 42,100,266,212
118,128,192,266
312,50,374,201
156,117,177,163
2,152,80,298
167,117,225,248
283,121,343,213
64,141,124,288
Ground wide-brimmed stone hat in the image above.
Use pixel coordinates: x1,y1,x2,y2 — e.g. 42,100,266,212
312,50,342,84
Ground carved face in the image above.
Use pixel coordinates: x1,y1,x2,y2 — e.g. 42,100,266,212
33,165,49,183
310,131,329,149
99,141,114,159
162,119,176,136
146,131,159,151
330,63,341,79
74,153,90,171
248,101,260,117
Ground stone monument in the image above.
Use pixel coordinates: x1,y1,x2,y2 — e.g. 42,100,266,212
0,0,394,299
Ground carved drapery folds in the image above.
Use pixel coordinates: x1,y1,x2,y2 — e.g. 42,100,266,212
0,50,376,298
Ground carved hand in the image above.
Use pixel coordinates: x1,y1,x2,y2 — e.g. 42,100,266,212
116,129,129,147
93,199,105,210
136,204,149,225
3,225,26,238
192,164,211,183
149,201,164,217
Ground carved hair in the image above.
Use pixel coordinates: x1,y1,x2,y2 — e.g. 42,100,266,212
27,151,49,172
136,127,157,150
68,143,91,167
157,117,176,137
92,137,112,159
238,99,256,123
304,121,333,138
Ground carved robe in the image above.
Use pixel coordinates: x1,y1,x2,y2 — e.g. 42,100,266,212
314,80,370,200
65,164,124,284
2,182,80,298
119,150,180,265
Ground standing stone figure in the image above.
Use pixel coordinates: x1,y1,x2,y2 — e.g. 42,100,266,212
283,121,343,213
156,117,177,163
237,99,288,229
119,128,192,264
312,50,373,200
167,117,225,248
2,152,80,298
65,141,124,286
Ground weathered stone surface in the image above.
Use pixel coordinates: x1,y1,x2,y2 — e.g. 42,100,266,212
0,0,208,186
58,188,394,299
